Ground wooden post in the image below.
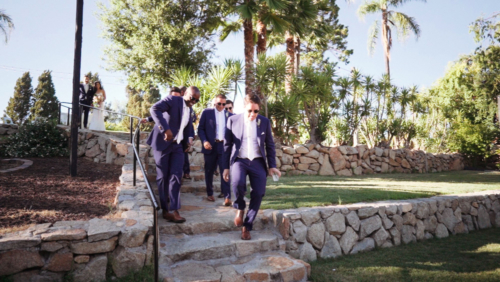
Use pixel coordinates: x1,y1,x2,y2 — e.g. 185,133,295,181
70,0,84,177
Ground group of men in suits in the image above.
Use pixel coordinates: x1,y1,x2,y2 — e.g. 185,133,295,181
143,88,280,240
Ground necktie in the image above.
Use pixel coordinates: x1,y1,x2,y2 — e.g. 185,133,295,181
247,120,254,161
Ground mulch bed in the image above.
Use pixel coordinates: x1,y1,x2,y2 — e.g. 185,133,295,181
0,157,122,231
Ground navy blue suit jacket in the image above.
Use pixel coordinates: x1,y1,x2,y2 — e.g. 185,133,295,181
146,95,194,152
198,108,233,154
223,114,276,175
79,84,94,105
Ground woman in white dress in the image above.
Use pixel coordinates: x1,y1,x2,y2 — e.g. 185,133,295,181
89,81,106,131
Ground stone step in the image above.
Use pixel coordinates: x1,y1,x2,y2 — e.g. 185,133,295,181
180,182,220,194
159,251,310,282
159,231,281,264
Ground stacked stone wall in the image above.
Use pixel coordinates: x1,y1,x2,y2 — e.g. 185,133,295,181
273,191,500,262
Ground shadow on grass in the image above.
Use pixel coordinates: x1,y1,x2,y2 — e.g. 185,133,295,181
310,228,500,282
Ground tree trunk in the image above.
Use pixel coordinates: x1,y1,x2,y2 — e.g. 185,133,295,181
285,31,295,94
256,18,266,100
381,10,391,80
294,36,300,75
244,18,255,96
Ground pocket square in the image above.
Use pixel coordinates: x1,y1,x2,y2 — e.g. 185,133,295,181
261,132,265,135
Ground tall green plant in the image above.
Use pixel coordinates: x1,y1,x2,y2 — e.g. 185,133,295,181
5,72,33,125
30,71,59,121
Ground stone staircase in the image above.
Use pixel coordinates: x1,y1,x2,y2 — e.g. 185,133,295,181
154,188,311,282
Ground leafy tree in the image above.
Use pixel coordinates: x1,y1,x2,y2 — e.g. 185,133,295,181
82,71,101,85
5,72,33,124
30,71,59,121
358,0,424,79
121,86,160,131
0,9,14,43
255,52,289,117
98,0,232,90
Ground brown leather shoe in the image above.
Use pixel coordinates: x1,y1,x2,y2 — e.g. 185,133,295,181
241,227,251,240
164,210,186,223
234,210,244,227
162,210,170,220
224,198,232,207
217,193,224,198
207,196,215,202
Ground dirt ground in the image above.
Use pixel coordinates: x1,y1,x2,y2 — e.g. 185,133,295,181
0,157,121,233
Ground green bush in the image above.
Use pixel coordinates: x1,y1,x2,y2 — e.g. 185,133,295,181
2,118,68,157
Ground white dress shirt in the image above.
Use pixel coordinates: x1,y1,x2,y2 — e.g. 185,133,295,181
238,119,262,160
84,84,89,93
175,102,190,144
215,109,226,140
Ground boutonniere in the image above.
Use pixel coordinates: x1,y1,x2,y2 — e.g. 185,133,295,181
226,111,229,118
257,119,261,128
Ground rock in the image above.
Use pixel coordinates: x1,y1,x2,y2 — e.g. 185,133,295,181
345,211,361,231
462,215,474,231
172,264,221,282
119,224,148,248
298,242,317,262
320,233,342,259
329,147,346,171
353,166,363,175
293,221,308,243
116,144,129,155
294,144,309,154
375,147,383,157
401,159,411,169
424,232,434,240
459,201,471,214
71,236,118,254
0,236,41,251
336,169,352,176
381,162,389,173
309,163,320,171
41,228,86,241
392,214,404,230
385,205,398,216
389,228,401,246
454,222,468,234
339,227,358,255
389,159,400,167
401,225,416,244
307,222,326,249
275,149,283,157
416,203,430,219
111,246,147,277
437,208,459,232
325,213,346,235
403,213,417,226
85,144,101,158
415,220,425,240
318,155,335,176
72,255,107,282
44,252,73,272
300,211,321,226
0,249,44,276
305,150,319,158
389,150,396,160
435,223,449,238
283,146,296,154
401,203,413,213
74,255,90,264
87,218,121,242
297,163,309,170
339,146,358,155
424,216,438,233
359,215,382,239
358,207,378,219
381,214,394,229
281,154,293,165
372,228,390,247
477,205,492,229
350,238,375,254
41,242,64,252
299,156,316,164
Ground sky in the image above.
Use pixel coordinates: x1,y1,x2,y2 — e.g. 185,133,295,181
0,0,499,117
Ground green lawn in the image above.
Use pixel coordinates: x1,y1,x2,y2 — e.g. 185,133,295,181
310,227,500,282
262,171,500,210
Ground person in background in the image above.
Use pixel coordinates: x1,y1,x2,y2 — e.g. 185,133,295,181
177,86,196,179
222,94,281,240
78,74,95,129
225,100,234,114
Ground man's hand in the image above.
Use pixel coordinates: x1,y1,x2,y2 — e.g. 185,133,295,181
269,168,281,178
140,118,149,124
204,141,212,150
184,144,191,152
223,169,230,182
164,129,174,141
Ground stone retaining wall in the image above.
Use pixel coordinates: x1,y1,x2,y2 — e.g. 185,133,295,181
272,190,500,262
0,124,18,136
0,165,154,281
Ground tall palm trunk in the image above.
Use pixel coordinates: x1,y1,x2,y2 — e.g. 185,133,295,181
381,10,391,80
285,31,295,94
294,37,300,75
256,17,266,102
244,18,255,96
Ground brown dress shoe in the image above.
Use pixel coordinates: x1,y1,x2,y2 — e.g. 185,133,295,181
164,210,186,223
217,193,224,198
224,198,232,207
234,210,244,227
207,196,215,202
241,227,251,240
162,210,170,220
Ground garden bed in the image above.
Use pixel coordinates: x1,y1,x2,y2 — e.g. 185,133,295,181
0,157,121,233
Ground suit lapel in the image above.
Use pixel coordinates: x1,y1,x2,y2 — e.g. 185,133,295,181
256,116,262,147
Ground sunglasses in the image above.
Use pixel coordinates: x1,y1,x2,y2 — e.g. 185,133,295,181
247,110,259,114
226,107,232,110
189,96,199,103
216,103,226,106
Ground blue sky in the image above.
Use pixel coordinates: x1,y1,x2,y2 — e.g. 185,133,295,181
0,0,498,116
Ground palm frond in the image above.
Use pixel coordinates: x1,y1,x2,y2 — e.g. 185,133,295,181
0,9,15,43
235,2,259,20
265,0,289,10
357,1,381,19
261,12,290,34
389,11,421,41
388,0,427,8
219,20,242,42
367,20,380,55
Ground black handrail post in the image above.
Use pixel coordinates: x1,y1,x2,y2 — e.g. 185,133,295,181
133,128,138,187
154,209,159,282
67,108,71,126
130,117,133,143
58,103,61,124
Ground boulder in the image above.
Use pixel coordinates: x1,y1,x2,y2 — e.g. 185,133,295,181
293,221,307,243
299,157,316,164
350,238,375,254
281,154,293,165
358,207,378,219
119,224,149,248
392,214,404,231
329,147,346,171
336,169,352,176
359,215,382,239
477,205,492,229
0,236,41,251
87,218,121,242
353,166,363,175
319,233,342,259
345,211,360,231
389,228,401,246
0,249,44,276
111,246,147,277
423,216,438,233
403,213,417,226
371,228,390,247
41,228,86,241
436,208,459,232
435,223,449,238
339,227,358,255
307,223,326,249
71,236,118,254
401,225,416,244
338,146,358,155
283,146,296,154
318,155,335,176
415,220,425,240
325,213,346,235
72,255,107,282
44,252,73,272
415,202,430,219
294,144,309,154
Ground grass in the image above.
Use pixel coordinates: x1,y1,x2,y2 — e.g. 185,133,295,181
262,171,500,210
310,227,500,282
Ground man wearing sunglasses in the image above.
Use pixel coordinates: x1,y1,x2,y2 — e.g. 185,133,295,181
223,94,281,240
198,94,234,205
225,100,234,113
141,86,200,223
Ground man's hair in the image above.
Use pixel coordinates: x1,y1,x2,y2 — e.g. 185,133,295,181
179,86,187,92
244,94,261,106
225,99,233,105
215,94,227,100
170,86,181,94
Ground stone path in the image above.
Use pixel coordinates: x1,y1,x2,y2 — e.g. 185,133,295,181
155,171,311,282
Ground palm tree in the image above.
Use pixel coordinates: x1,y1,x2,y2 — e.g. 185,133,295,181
358,0,424,79
0,9,14,43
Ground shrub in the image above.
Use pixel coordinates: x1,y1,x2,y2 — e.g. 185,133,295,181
2,118,68,157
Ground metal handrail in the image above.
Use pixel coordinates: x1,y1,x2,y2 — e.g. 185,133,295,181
57,102,160,282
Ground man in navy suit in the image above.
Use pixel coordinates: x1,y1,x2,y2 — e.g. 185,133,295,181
223,94,281,240
78,75,95,128
141,86,200,223
198,94,233,205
